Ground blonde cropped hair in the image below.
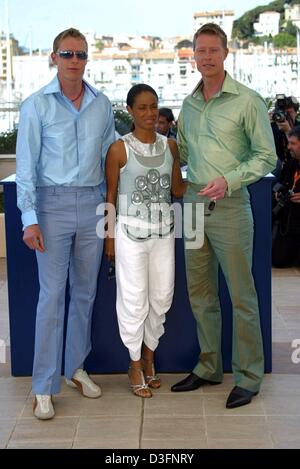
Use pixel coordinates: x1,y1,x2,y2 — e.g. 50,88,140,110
53,28,88,52
193,23,228,50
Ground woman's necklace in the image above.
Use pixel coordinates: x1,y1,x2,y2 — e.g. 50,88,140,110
70,84,84,102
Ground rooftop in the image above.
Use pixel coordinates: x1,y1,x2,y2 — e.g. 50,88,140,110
194,10,235,18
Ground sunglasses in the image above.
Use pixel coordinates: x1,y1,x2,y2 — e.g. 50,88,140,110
57,50,88,60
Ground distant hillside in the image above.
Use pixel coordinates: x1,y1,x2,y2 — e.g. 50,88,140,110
232,0,300,39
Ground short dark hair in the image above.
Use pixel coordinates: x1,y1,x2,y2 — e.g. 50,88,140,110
158,108,174,123
53,28,88,53
126,84,158,108
193,23,228,50
288,125,300,140
286,96,300,112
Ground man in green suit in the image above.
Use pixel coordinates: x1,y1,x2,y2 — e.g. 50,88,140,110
171,23,277,408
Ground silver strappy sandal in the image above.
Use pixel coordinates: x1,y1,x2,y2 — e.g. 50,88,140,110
128,366,152,398
142,359,161,389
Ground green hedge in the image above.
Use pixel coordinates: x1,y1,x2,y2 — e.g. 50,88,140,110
113,109,133,135
0,129,17,154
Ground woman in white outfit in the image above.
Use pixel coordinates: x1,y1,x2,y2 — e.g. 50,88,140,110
105,84,186,398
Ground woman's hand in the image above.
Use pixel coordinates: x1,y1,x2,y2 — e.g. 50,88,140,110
105,237,115,263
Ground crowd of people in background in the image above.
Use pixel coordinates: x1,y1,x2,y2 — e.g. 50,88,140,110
270,96,300,268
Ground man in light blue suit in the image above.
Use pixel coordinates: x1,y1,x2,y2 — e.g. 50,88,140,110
16,28,115,419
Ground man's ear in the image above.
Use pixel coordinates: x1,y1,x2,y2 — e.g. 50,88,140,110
50,52,56,66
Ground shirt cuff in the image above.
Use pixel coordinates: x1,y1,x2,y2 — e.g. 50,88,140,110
223,170,242,196
21,210,38,229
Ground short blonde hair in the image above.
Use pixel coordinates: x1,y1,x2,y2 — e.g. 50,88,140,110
53,28,88,52
193,23,228,50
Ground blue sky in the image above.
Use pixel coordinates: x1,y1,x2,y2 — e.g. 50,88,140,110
1,0,267,49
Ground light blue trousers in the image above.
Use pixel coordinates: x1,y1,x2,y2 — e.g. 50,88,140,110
32,186,104,395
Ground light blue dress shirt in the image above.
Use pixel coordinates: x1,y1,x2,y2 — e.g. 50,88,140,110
16,75,115,228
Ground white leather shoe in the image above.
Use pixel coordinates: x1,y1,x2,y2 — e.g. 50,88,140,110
33,395,55,420
65,369,101,398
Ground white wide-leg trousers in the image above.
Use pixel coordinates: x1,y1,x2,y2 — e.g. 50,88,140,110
115,222,175,361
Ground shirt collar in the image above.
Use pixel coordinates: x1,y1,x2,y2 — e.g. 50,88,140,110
192,72,240,99
43,75,99,97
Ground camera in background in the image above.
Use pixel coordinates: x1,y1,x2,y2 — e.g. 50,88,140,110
272,181,294,216
272,94,299,123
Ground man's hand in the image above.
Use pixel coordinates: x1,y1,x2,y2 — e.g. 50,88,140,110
198,176,228,200
290,192,300,204
23,224,45,252
277,120,292,135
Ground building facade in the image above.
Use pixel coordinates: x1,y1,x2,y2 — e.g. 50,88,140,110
284,3,300,29
0,32,19,81
193,10,235,39
254,11,280,37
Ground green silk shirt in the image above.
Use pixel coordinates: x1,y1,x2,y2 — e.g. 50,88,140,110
178,72,277,195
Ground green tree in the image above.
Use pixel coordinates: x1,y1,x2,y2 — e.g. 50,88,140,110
250,35,270,45
232,0,294,39
273,32,297,47
95,40,104,52
113,109,133,135
0,129,17,154
284,20,298,36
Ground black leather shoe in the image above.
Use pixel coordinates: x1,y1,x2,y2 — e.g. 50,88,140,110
171,373,221,392
226,386,258,409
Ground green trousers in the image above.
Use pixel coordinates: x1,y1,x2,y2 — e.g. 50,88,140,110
183,184,264,392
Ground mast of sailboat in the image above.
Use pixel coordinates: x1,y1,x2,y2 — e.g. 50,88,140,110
297,29,300,90
5,0,13,129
